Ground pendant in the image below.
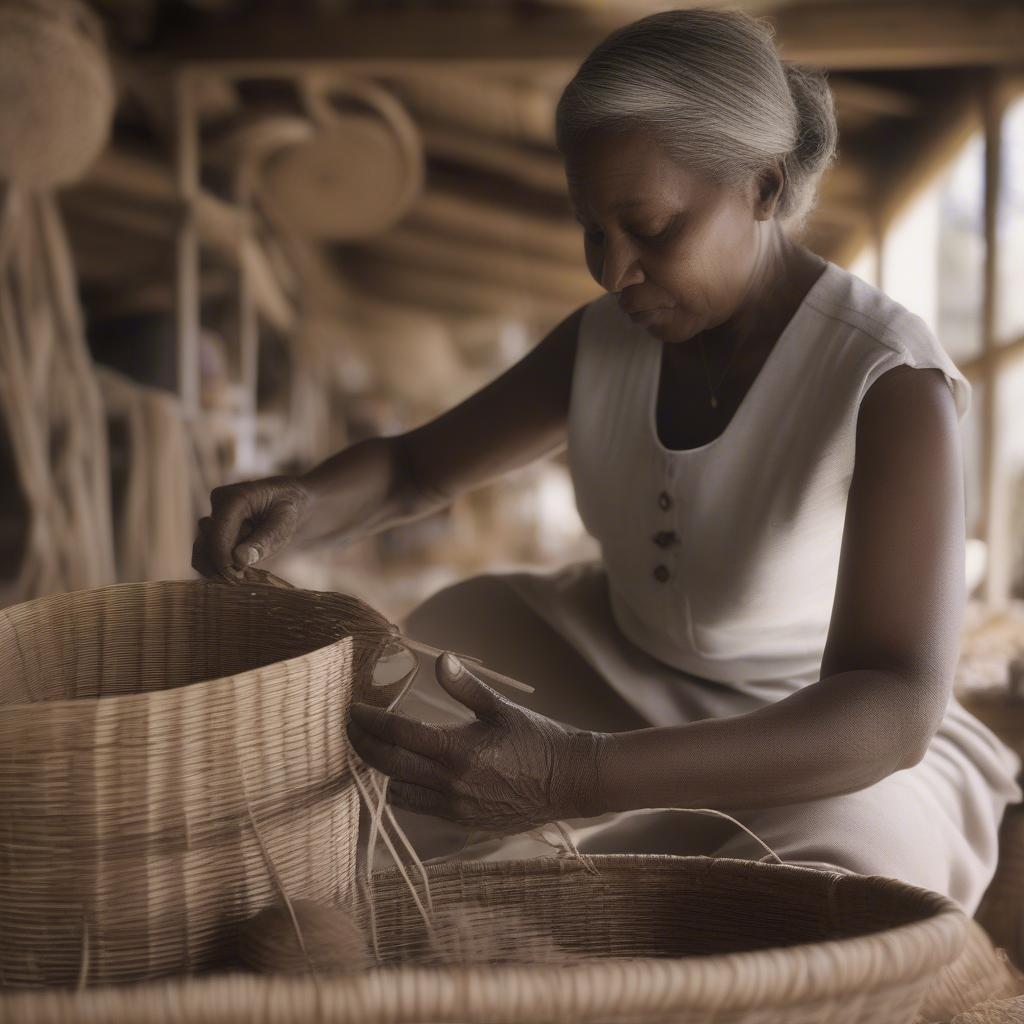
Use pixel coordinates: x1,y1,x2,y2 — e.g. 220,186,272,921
710,395,718,409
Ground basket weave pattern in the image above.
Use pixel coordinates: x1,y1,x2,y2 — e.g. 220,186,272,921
1,854,971,1023
0,580,395,987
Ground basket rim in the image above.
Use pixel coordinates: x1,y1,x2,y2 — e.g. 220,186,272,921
0,856,968,1017
355,852,970,1005
0,579,364,715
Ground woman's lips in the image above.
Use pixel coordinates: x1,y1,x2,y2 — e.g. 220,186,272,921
628,307,669,327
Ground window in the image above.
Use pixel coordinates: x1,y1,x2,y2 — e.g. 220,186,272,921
997,93,1024,346
882,130,985,365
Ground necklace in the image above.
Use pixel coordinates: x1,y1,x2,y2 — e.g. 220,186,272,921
697,330,752,409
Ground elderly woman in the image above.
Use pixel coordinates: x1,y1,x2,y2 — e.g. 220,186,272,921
193,9,1022,915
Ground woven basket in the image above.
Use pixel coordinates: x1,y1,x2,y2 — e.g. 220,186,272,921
0,853,970,1023
0,578,404,988
917,918,1024,1021
0,0,115,187
260,74,424,240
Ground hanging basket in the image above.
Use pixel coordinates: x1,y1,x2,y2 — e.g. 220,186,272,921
259,74,425,241
0,577,406,987
0,853,972,1023
0,0,116,188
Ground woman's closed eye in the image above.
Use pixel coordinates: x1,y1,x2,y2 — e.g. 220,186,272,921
631,215,680,242
581,216,680,245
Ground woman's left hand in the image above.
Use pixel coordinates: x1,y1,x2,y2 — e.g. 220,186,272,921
346,652,606,834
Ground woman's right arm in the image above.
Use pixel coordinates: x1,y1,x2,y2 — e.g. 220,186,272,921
192,303,585,575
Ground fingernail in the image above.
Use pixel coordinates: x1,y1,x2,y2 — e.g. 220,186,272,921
440,652,463,677
244,546,259,566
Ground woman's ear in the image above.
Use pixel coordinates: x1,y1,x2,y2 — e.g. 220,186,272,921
753,160,786,221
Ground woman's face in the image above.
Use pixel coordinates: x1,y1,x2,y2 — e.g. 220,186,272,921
565,127,780,344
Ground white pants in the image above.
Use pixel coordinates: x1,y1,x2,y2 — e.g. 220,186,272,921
381,564,1022,917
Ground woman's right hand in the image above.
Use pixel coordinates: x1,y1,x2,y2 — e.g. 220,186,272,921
191,475,315,578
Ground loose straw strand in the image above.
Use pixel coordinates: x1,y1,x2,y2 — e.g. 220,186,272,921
76,912,89,992
346,751,443,960
675,808,784,864
242,801,324,1000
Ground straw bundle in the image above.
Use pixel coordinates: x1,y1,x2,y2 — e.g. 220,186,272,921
0,0,115,188
0,854,972,1023
96,367,199,584
0,186,115,606
0,577,405,987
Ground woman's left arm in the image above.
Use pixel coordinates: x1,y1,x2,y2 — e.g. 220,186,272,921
596,362,967,813
347,364,967,823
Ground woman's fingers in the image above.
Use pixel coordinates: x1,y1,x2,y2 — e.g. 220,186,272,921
193,477,312,576
191,517,220,578
434,653,504,719
347,717,453,790
208,486,254,570
232,500,297,568
349,703,452,761
386,780,453,818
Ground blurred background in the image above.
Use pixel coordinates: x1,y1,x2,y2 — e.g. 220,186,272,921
1,0,1023,700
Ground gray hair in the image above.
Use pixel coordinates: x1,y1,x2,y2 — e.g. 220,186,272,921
555,8,838,235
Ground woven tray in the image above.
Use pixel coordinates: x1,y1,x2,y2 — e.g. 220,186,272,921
0,852,971,1023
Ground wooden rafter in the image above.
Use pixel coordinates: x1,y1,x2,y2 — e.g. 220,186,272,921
774,2,1024,70
147,2,1024,67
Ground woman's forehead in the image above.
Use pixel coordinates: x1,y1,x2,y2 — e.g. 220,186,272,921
565,137,706,217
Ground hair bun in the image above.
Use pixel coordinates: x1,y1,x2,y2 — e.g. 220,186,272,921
783,64,838,178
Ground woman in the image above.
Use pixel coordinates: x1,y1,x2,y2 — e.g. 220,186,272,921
193,9,1022,915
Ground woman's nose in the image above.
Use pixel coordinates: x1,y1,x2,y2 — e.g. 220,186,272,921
600,241,645,293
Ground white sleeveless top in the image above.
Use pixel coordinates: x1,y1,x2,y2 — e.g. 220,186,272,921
567,260,972,688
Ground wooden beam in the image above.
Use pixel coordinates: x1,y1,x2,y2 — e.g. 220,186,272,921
147,2,1024,68
385,71,557,147
356,225,598,304
807,203,866,230
774,2,1024,70
828,78,920,119
149,10,616,62
175,72,201,419
340,254,577,324
406,189,581,264
420,122,567,193
959,333,1024,382
979,72,1011,608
